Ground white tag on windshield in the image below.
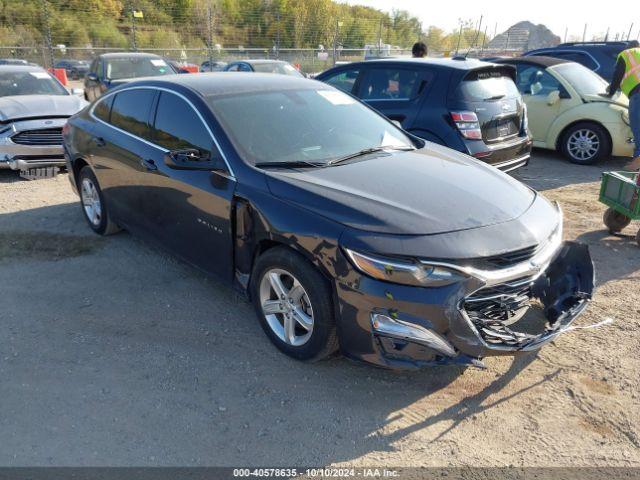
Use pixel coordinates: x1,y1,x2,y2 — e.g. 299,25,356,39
30,72,50,79
317,90,355,105
151,59,167,67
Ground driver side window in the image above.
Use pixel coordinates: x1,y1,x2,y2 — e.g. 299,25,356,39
516,65,561,96
359,68,419,101
322,68,360,94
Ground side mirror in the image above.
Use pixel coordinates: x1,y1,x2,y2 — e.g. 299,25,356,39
71,87,84,96
546,90,561,106
164,148,225,171
391,120,402,128
86,73,98,82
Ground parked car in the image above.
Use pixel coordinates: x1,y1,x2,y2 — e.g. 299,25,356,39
0,58,31,66
0,65,86,171
166,59,198,74
525,40,640,83
316,58,532,172
200,60,227,72
84,53,176,101
54,59,90,80
63,73,594,369
492,56,634,164
223,59,303,77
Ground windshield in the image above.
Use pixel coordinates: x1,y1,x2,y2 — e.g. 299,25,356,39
554,63,608,96
456,72,520,101
252,62,303,77
207,88,413,165
0,71,68,97
105,58,173,80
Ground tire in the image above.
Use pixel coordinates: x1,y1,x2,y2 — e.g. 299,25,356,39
78,166,121,236
560,122,611,165
603,207,631,233
250,246,339,362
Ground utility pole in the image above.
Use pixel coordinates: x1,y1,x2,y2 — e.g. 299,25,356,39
377,18,383,55
605,27,610,41
627,23,634,40
207,0,214,68
564,27,568,43
504,29,510,53
333,19,339,66
582,23,587,42
275,6,281,60
130,1,138,51
480,25,488,55
469,15,483,56
41,0,54,68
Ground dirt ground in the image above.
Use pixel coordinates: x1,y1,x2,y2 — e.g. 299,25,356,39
0,151,638,467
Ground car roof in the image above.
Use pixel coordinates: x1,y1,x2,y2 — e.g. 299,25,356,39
98,52,163,59
0,65,49,73
355,57,504,71
493,56,570,68
233,59,288,65
121,72,322,98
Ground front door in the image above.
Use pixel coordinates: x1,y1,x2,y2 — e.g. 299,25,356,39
140,90,236,280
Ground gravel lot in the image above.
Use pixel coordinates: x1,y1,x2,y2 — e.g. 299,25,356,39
0,151,638,467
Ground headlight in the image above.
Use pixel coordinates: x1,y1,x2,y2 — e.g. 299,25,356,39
622,109,630,126
344,248,467,287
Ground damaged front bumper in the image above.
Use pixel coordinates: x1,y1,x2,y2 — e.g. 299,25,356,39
0,118,67,170
335,240,595,370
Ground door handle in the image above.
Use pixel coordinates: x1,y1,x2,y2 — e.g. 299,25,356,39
92,136,105,147
140,158,158,171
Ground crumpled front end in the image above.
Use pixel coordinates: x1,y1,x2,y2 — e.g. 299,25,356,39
334,237,595,370
0,117,67,170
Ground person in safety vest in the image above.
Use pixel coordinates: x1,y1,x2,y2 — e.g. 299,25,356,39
608,47,640,171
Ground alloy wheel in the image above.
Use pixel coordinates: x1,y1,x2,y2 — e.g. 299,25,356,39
81,177,102,226
567,129,600,162
259,268,314,347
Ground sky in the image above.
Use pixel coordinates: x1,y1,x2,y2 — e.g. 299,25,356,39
340,0,639,41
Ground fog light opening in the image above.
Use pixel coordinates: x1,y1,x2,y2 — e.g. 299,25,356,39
370,313,456,358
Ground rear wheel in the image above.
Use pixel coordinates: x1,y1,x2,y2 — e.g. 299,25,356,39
561,122,611,165
78,166,121,236
250,247,338,361
603,207,631,233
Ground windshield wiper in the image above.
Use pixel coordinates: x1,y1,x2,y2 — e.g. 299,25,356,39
255,160,326,169
327,145,415,166
484,94,506,101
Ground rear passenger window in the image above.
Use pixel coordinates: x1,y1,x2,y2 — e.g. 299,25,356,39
110,89,155,140
93,95,114,122
322,69,360,93
515,66,561,96
152,92,216,158
360,69,420,100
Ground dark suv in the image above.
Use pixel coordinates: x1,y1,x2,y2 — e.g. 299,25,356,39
316,58,532,172
525,41,640,82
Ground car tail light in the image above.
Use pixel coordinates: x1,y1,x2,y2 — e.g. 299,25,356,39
62,122,70,136
451,111,482,140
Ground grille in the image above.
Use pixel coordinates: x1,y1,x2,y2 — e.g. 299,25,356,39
11,128,63,146
463,276,543,346
481,244,540,269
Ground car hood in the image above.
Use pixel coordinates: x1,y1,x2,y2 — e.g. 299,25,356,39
0,95,87,122
582,93,629,108
265,145,536,235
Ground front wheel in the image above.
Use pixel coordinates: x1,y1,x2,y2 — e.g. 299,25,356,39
560,122,611,165
250,247,338,362
603,207,631,233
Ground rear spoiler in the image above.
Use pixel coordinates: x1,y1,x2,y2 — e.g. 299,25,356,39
462,64,516,83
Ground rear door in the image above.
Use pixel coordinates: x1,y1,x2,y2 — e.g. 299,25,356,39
355,65,427,128
140,90,236,279
449,67,524,163
88,88,158,228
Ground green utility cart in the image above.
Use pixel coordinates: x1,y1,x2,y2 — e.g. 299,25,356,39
599,171,640,246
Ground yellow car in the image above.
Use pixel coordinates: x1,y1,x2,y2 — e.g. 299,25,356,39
494,56,634,164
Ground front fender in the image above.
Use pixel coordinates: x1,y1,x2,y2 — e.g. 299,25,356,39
545,103,628,150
